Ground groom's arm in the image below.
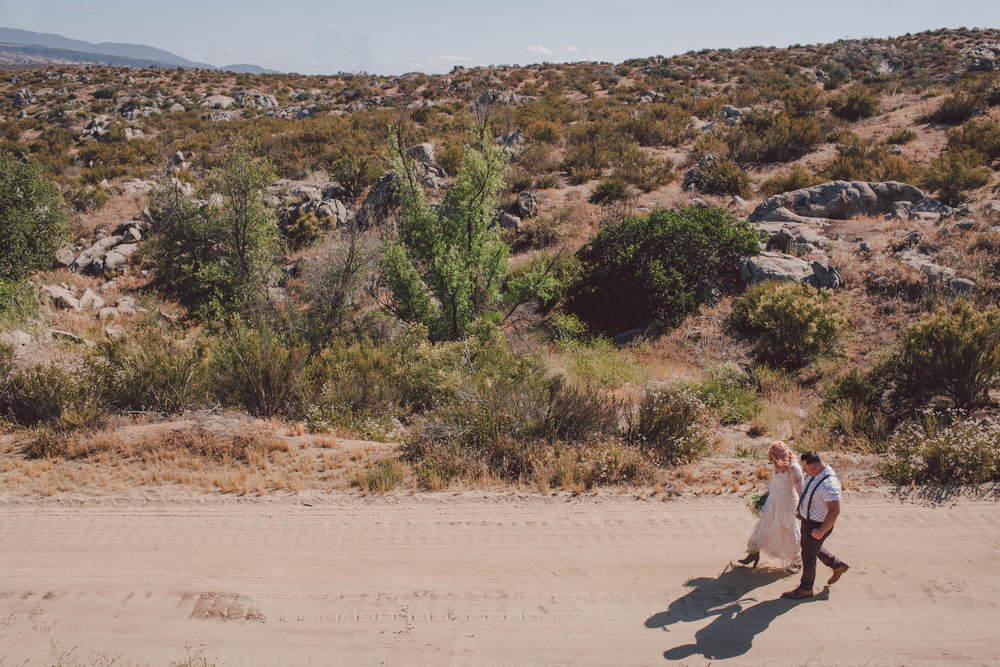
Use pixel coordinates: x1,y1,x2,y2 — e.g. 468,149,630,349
810,500,841,539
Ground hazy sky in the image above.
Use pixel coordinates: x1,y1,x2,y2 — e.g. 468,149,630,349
1,0,999,74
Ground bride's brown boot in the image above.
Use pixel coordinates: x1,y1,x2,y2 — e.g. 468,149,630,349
737,552,759,568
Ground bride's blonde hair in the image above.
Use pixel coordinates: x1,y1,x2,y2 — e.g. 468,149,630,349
768,441,794,470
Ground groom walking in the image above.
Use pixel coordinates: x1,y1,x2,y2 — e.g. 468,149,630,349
782,450,850,599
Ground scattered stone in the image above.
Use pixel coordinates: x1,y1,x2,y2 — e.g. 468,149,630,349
78,288,105,312
516,192,538,219
233,89,279,109
55,247,77,268
499,212,522,232
13,88,37,107
0,330,31,347
41,285,81,311
201,94,236,109
98,307,118,320
950,277,976,294
953,220,976,231
898,249,954,283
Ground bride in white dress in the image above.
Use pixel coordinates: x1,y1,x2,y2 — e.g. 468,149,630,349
738,441,803,570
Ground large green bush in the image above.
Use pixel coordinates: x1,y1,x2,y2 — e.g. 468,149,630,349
569,207,760,333
0,155,68,280
148,139,279,320
891,300,1000,411
732,281,847,368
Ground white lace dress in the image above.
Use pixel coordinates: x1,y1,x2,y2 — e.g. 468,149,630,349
746,461,803,567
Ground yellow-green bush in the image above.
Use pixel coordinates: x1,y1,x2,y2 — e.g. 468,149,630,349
732,281,848,368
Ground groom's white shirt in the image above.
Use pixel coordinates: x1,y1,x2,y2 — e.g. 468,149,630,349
800,465,841,522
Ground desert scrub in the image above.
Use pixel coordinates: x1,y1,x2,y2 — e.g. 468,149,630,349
210,322,309,418
921,149,991,206
356,458,406,493
569,206,759,333
0,279,40,329
759,166,821,197
828,87,881,121
562,338,644,389
402,376,625,485
823,137,922,183
691,157,751,197
890,299,1000,411
91,320,210,414
683,365,763,425
626,388,715,465
881,412,1000,484
920,92,982,125
885,128,918,145
946,119,1000,162
731,281,848,368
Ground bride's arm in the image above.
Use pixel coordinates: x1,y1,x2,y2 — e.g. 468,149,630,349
790,462,804,487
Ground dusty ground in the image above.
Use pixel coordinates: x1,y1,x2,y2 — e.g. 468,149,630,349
1,488,997,666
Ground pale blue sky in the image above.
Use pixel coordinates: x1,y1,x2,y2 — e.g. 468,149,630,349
1,0,999,74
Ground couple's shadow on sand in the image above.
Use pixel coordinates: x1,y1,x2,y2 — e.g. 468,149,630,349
645,564,829,661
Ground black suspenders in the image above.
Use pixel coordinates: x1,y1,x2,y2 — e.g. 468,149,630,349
798,473,831,522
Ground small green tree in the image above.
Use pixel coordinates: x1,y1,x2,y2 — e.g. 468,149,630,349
379,123,510,340
0,155,68,280
149,139,279,320
891,299,1000,411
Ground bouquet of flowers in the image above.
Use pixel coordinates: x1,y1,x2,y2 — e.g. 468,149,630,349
745,491,768,516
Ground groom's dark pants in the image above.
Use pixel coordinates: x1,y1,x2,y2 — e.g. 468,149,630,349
799,519,847,589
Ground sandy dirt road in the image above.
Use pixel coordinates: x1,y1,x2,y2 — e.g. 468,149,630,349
1,491,998,666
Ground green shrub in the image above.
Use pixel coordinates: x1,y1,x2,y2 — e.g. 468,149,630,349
0,361,86,427
563,338,644,389
589,177,636,205
726,112,824,164
886,128,918,145
823,137,922,183
816,364,895,451
890,300,1000,411
781,86,825,117
211,323,309,417
759,166,821,197
148,139,280,320
881,412,1000,484
921,149,991,206
91,321,209,414
732,281,848,368
626,388,714,465
0,279,40,328
569,206,760,333
946,119,1000,162
548,312,589,344
921,92,982,125
691,157,751,197
358,458,405,493
684,365,763,425
402,376,624,483
828,87,881,121
0,155,68,280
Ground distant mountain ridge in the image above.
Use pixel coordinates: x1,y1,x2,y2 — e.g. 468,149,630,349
0,27,278,73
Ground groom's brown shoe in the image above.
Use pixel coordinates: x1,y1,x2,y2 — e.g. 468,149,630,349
781,587,814,599
828,564,850,585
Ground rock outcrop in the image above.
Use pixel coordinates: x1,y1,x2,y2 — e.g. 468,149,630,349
739,252,842,290
749,181,926,221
